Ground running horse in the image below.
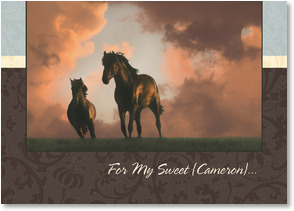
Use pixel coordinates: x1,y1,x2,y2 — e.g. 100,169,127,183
102,51,164,138
67,78,96,138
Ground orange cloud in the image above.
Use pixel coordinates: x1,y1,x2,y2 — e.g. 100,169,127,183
103,41,135,58
159,45,261,137
161,47,229,87
174,22,190,32
160,47,194,86
56,2,108,41
241,26,261,49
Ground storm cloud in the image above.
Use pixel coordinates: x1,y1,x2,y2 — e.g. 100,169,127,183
134,1,261,60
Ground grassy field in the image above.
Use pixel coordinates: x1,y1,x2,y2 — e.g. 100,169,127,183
27,137,262,152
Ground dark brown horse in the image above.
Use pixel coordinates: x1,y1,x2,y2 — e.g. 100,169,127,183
102,51,163,138
67,78,96,138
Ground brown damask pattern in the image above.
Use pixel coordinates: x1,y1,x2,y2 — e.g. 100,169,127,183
1,68,286,204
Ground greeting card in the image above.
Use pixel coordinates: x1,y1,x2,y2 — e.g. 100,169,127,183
1,1,287,204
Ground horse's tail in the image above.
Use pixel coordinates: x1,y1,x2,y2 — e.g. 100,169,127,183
155,83,164,115
152,78,164,115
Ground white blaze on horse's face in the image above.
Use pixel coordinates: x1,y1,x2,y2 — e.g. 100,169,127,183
102,58,119,84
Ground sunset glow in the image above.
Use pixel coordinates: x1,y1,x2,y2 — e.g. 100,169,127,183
27,2,261,138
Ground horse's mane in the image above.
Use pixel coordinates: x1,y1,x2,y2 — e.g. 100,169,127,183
107,51,138,77
72,79,88,97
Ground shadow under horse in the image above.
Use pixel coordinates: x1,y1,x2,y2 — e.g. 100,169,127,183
67,78,96,138
102,51,164,138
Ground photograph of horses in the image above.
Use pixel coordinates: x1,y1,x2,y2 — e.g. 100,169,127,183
27,1,262,152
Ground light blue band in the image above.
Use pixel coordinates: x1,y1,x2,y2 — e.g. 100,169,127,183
263,1,287,57
1,1,26,56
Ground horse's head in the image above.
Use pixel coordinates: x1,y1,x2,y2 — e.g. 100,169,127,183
70,78,88,99
102,51,120,84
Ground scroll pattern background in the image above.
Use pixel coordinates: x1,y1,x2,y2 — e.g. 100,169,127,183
1,68,286,204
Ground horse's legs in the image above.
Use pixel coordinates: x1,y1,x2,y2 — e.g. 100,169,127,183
128,107,137,138
118,107,127,138
75,127,84,138
150,101,162,137
135,109,142,137
154,112,162,138
128,111,134,138
89,119,96,138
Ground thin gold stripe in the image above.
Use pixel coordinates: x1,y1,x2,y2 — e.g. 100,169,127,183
1,56,26,68
263,56,287,68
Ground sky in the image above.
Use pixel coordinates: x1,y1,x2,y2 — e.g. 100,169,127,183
27,1,262,138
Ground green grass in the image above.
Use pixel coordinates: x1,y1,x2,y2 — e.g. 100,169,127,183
27,137,262,152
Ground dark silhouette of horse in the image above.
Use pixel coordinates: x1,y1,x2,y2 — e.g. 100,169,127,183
67,78,96,138
102,51,164,138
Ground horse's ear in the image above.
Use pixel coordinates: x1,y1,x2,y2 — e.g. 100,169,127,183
70,78,73,84
104,51,106,56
